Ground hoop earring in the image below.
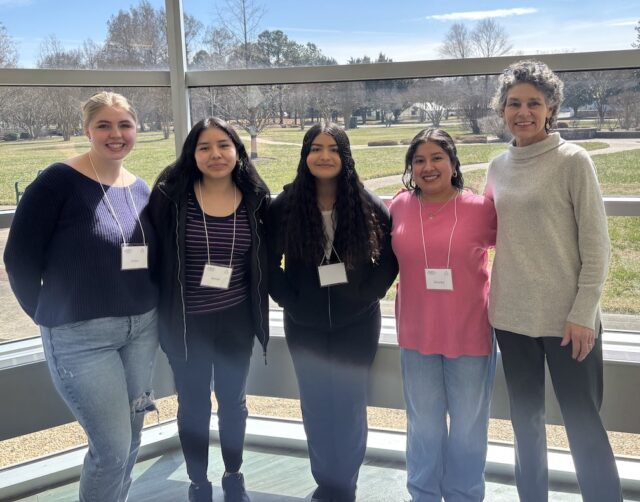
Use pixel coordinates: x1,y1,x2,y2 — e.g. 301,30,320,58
452,170,458,178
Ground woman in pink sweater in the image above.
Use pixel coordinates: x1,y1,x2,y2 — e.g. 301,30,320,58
390,128,496,502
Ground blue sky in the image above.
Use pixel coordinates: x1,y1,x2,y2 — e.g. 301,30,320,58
1,0,638,67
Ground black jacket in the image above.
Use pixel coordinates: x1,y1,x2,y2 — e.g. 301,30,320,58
148,181,270,361
267,186,398,329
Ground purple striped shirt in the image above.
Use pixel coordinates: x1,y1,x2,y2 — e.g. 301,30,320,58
185,190,251,314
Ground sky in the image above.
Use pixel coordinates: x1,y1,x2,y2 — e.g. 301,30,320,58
0,0,638,67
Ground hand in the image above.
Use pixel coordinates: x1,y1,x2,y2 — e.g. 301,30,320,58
560,321,595,362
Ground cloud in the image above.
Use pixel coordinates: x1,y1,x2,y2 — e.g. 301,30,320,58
427,8,537,21
607,19,637,27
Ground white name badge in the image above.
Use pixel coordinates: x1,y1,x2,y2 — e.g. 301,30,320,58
121,244,148,270
201,264,233,289
425,268,453,291
318,262,348,287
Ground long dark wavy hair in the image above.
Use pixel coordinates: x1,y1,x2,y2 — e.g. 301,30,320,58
283,123,382,268
402,128,464,195
154,117,268,198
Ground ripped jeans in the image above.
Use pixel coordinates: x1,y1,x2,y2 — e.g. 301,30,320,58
40,308,159,502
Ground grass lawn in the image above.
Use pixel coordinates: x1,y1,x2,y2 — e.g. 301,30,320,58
0,129,636,314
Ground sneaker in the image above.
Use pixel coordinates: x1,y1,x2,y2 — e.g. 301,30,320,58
221,472,250,502
188,481,212,502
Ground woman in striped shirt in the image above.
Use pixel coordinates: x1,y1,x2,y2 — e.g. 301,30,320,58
149,117,270,502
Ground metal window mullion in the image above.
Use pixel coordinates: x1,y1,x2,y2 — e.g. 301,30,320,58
165,0,190,154
185,49,640,88
0,68,169,87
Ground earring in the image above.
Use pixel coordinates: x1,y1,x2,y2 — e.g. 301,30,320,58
452,170,458,178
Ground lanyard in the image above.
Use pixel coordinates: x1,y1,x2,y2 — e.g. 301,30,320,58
88,154,146,245
197,181,237,267
418,192,458,270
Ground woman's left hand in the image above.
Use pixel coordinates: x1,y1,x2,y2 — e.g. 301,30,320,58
560,321,596,362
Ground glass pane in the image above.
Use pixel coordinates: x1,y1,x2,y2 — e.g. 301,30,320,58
0,86,175,343
189,74,640,326
2,0,168,69
179,0,640,69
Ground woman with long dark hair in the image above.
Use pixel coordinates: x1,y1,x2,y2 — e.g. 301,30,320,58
267,123,398,502
148,117,269,502
391,128,496,501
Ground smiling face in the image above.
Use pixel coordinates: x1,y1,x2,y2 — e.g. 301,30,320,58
306,133,342,181
85,105,137,162
503,82,553,147
411,141,457,201
194,126,239,182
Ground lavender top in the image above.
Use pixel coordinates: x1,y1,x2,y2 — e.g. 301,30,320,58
4,163,158,327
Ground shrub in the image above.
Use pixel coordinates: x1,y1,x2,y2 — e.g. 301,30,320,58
3,133,18,141
19,132,32,139
478,115,510,142
367,140,398,147
455,135,488,144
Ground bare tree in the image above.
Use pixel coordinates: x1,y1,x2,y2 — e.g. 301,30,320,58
100,0,168,69
37,36,84,141
410,79,453,127
439,23,473,59
439,19,512,133
216,0,265,68
471,19,512,58
0,22,18,68
8,88,51,139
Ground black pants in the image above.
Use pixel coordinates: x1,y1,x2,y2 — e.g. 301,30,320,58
285,307,381,502
496,329,622,502
168,300,254,484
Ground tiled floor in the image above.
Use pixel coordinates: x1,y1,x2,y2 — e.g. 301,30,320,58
13,443,609,502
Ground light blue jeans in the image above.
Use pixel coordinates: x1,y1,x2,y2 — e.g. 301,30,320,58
40,308,159,502
401,340,496,502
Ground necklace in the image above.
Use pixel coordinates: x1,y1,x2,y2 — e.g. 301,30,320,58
421,191,457,219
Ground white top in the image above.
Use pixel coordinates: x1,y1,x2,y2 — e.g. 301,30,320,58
321,209,336,259
485,133,610,338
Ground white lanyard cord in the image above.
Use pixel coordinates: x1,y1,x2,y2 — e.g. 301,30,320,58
418,192,458,270
88,154,146,246
319,244,342,266
198,181,237,268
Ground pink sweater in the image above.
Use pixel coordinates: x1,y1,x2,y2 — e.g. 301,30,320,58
390,190,496,357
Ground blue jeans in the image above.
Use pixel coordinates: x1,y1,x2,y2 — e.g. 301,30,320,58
401,341,496,502
40,309,159,502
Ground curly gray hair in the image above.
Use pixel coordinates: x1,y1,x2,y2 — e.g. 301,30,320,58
491,60,564,131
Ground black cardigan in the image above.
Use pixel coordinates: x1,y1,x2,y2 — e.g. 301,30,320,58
148,181,270,361
267,186,398,330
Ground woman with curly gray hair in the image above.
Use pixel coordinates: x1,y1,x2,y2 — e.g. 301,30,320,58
485,60,622,502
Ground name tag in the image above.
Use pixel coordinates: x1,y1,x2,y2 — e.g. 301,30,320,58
318,263,348,287
201,264,233,289
121,244,148,270
425,268,453,291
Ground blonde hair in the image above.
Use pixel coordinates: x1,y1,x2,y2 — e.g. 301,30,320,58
82,92,138,129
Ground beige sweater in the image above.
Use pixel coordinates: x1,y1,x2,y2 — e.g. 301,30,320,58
485,133,610,338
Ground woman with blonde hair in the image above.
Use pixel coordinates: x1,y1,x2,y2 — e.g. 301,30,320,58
4,91,159,502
